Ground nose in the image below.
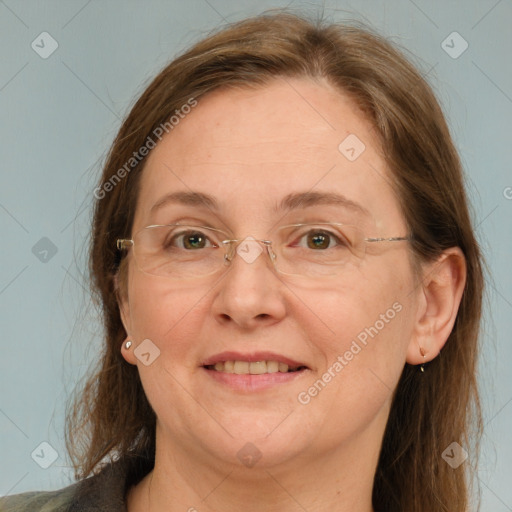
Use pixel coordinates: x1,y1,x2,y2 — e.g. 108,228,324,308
211,238,287,329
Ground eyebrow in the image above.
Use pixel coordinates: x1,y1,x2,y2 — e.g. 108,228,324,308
150,191,219,213
276,191,370,217
150,190,370,217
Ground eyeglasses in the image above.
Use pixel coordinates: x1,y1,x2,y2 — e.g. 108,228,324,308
116,223,410,279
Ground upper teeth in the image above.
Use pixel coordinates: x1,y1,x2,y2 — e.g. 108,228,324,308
211,361,298,374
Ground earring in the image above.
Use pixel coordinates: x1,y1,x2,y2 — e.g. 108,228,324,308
419,346,426,373
124,340,132,350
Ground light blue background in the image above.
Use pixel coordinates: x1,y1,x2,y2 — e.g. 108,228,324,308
1,1,511,510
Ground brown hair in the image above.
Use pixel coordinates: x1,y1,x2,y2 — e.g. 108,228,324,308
67,11,483,511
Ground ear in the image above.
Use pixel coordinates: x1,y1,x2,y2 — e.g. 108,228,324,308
115,273,138,366
406,247,466,365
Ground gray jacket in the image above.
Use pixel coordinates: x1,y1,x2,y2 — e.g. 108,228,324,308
0,457,152,512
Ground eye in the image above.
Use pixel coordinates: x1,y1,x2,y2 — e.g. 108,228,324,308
166,229,217,250
294,229,349,250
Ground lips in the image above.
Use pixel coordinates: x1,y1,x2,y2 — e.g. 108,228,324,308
201,351,310,391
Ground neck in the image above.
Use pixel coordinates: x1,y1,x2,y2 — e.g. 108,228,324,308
127,421,384,512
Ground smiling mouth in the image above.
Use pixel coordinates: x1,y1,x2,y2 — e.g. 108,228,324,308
204,361,308,374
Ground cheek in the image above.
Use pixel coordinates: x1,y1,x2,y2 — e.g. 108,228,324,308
124,274,213,427
305,259,411,346
126,271,209,362
301,260,414,394
293,268,414,444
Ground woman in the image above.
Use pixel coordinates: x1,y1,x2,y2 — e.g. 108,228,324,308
1,10,483,512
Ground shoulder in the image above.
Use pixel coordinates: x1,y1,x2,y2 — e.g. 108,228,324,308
0,456,153,512
0,482,77,512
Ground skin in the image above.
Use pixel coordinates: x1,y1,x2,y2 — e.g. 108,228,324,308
118,77,466,512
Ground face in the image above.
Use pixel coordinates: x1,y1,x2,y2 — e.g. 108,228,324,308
119,77,420,470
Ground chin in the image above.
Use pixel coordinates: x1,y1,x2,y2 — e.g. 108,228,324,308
198,413,314,469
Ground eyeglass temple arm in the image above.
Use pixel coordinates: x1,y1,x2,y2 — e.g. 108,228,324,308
365,236,410,243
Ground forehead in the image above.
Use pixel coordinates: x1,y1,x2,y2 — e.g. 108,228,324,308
135,78,405,232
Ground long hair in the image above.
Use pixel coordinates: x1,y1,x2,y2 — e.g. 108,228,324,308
66,11,483,511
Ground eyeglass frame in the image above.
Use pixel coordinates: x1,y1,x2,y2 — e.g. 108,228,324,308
116,222,411,279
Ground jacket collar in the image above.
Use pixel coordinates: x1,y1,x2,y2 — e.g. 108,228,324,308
69,456,153,512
